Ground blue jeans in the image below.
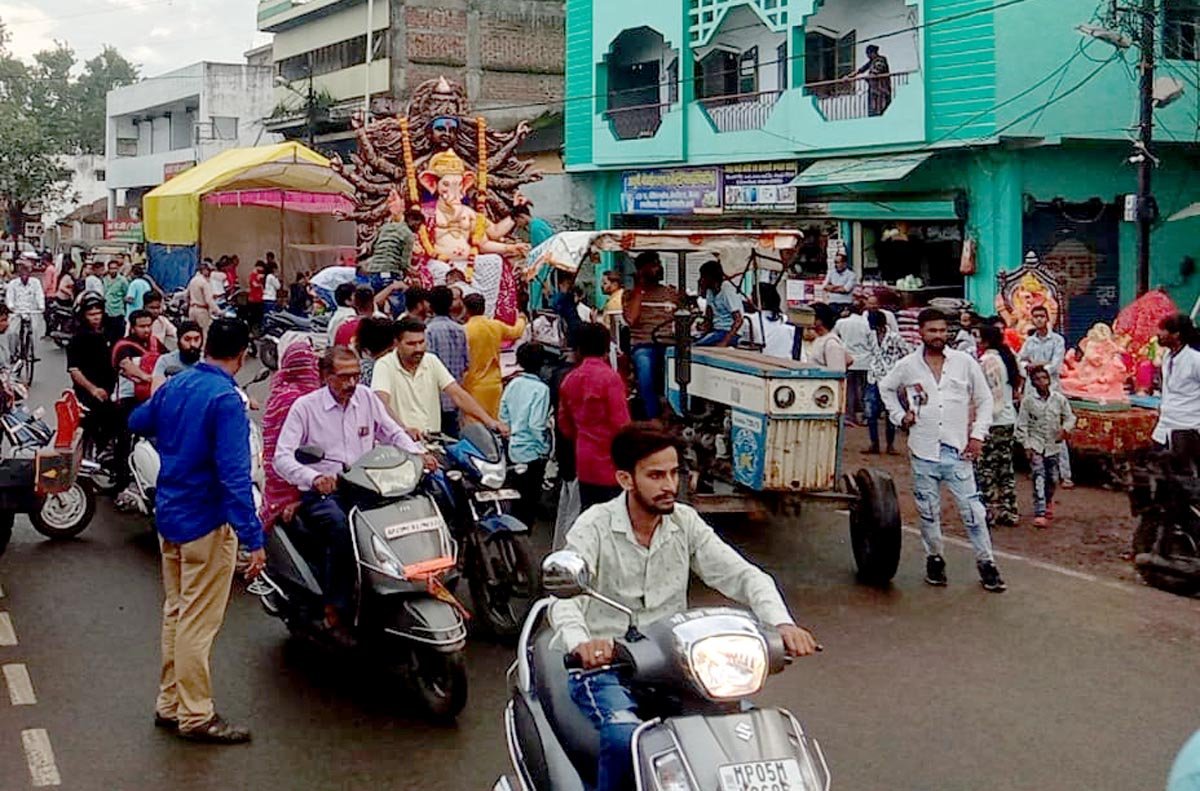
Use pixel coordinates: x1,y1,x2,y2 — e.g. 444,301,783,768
313,285,336,311
910,444,995,563
695,330,738,347
569,670,641,791
1030,452,1061,516
363,272,407,315
863,383,895,450
631,344,666,420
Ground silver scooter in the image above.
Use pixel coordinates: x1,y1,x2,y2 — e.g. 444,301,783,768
494,551,831,791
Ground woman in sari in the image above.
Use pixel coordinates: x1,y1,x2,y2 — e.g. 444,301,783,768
259,338,321,530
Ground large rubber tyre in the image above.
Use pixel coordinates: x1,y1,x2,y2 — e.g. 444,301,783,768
258,338,279,372
467,532,538,641
0,511,13,556
29,482,96,540
1132,513,1200,596
410,648,468,721
849,467,902,585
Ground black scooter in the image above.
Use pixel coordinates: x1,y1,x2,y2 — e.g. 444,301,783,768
257,444,470,720
1130,429,1200,596
494,551,831,791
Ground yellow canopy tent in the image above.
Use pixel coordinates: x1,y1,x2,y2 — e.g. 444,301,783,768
143,142,357,290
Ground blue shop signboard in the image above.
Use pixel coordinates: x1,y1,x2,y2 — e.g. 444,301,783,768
620,167,723,215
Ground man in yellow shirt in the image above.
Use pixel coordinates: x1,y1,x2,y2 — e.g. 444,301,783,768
462,293,527,418
600,270,624,317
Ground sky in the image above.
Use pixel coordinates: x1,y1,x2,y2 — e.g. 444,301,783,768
5,0,270,74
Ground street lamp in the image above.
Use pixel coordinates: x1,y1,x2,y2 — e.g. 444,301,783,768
275,59,316,148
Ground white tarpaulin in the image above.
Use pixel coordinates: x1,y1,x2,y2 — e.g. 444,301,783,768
522,229,803,280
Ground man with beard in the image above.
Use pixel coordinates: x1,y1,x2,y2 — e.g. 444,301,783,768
880,308,1007,592
550,423,820,791
152,321,205,393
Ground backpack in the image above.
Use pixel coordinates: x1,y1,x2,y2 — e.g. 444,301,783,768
111,336,162,402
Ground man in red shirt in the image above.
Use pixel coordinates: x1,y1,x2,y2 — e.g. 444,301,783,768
333,285,377,348
247,261,266,330
558,322,632,509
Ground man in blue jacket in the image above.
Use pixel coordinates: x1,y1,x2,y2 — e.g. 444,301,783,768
130,318,265,744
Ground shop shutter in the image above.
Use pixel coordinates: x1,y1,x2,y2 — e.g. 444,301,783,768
1022,202,1121,347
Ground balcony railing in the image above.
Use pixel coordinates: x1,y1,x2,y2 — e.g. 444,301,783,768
697,90,783,133
803,71,913,121
603,102,669,140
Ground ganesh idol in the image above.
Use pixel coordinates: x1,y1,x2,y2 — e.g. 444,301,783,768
418,149,528,265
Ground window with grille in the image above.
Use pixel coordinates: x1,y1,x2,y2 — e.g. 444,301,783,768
1164,1,1200,60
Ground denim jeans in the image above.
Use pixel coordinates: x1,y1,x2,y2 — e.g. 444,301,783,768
630,344,666,420
569,669,641,791
910,444,995,562
1030,452,1061,516
695,330,738,347
863,383,895,450
1058,441,1073,482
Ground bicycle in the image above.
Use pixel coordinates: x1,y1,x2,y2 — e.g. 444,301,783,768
11,313,35,388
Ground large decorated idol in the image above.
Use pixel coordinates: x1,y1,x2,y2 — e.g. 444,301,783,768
334,76,542,320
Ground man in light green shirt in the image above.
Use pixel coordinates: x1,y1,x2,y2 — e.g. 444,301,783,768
103,257,130,342
370,316,507,437
550,423,819,791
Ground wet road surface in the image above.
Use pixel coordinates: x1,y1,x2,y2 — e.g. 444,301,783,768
0,340,1197,790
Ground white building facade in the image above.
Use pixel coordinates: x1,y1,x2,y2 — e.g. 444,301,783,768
105,62,279,220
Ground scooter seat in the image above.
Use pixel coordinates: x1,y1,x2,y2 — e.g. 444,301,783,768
532,630,600,781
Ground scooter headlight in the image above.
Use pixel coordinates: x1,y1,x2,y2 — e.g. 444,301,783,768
651,751,694,791
470,455,508,490
688,634,768,700
370,534,405,578
365,459,420,497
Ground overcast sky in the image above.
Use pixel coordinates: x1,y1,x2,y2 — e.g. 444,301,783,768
7,0,270,74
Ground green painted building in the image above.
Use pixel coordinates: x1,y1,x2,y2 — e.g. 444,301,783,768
565,0,1200,342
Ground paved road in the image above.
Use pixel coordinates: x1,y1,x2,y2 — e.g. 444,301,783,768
0,339,1198,790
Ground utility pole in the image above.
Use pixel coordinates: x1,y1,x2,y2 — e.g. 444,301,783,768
306,54,316,149
1135,0,1156,295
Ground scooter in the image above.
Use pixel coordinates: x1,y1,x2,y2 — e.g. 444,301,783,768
0,387,96,554
494,551,831,791
427,423,537,640
257,443,470,720
1130,429,1200,596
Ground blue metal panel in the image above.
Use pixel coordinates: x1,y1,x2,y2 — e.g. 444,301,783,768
730,408,767,490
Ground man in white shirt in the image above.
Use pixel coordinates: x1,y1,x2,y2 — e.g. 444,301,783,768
6,262,46,338
805,303,848,372
326,282,358,346
83,261,105,297
823,252,858,307
1152,313,1200,448
835,306,872,423
880,308,1007,592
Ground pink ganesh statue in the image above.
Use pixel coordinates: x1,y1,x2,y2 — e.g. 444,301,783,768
1060,323,1130,404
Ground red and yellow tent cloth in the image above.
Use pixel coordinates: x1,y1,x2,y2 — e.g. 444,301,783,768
142,142,355,290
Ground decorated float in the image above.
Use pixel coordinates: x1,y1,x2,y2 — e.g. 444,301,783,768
333,77,542,321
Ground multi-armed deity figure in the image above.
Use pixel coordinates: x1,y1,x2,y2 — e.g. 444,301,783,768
334,77,542,321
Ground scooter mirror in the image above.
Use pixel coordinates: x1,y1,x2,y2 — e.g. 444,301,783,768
295,445,326,465
541,550,590,599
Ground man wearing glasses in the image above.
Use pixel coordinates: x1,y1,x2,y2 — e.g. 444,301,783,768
274,346,436,638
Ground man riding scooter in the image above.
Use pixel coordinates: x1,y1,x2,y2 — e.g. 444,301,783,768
551,423,821,791
273,346,438,640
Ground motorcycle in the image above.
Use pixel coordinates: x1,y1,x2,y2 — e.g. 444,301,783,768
0,387,97,554
257,310,331,371
46,301,75,349
493,551,830,791
257,443,469,720
426,423,537,640
1129,429,1200,596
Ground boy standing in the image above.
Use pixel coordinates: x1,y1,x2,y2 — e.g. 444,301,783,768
1015,365,1076,528
500,342,552,528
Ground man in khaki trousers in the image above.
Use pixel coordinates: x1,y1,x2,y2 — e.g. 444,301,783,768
130,318,266,744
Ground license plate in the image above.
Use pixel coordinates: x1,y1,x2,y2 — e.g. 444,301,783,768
475,489,521,503
718,759,806,791
383,516,443,540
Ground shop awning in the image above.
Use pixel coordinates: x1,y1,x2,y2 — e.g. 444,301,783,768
787,152,933,189
143,142,354,246
824,198,960,221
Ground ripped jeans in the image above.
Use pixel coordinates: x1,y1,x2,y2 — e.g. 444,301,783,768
910,443,995,564
569,669,641,791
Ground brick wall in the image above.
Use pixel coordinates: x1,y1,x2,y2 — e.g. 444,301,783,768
389,0,565,119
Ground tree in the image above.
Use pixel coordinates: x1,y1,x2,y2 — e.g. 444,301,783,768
75,47,139,154
0,21,74,241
